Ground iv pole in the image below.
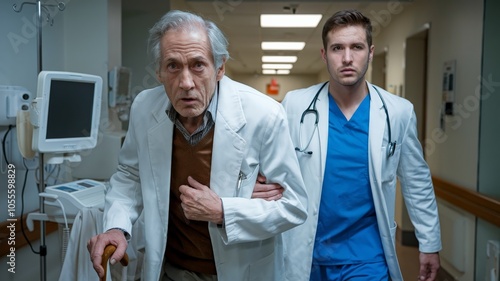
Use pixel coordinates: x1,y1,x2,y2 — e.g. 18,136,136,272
12,1,65,280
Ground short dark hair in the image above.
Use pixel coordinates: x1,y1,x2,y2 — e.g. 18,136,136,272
322,9,373,50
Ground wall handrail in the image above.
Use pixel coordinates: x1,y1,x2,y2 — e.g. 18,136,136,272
433,176,500,227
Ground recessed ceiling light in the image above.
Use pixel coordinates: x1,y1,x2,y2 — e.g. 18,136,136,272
261,42,305,51
262,69,291,75
261,14,322,28
262,69,276,75
262,64,293,70
262,56,298,63
277,70,290,75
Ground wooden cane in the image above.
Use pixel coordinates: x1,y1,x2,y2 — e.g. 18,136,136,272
100,244,129,281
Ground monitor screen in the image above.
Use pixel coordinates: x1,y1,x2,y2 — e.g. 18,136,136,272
46,80,95,139
31,71,102,154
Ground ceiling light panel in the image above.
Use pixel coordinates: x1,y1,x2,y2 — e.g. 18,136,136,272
262,69,290,75
261,14,322,28
262,56,298,63
262,64,293,70
277,70,290,75
262,69,276,75
261,42,305,50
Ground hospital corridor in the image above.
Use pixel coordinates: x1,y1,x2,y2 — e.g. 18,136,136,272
1,0,499,280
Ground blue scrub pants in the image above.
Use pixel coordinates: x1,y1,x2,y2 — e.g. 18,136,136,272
310,261,389,281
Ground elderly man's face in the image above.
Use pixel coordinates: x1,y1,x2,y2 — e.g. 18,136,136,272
157,26,225,132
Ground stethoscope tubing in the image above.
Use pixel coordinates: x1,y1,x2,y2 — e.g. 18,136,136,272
296,82,396,157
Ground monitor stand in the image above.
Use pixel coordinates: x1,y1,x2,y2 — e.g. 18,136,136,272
45,153,82,164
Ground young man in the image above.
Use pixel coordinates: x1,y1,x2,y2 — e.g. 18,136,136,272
280,9,441,281
87,10,307,281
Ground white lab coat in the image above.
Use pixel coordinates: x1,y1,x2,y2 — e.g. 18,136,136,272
104,76,308,281
281,81,442,281
59,207,143,281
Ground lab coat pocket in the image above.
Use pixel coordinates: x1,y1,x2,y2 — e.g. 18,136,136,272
248,252,274,281
390,221,397,246
234,165,259,198
380,221,397,250
381,143,401,183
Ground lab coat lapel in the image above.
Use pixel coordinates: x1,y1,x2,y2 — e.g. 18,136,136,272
368,82,385,190
316,84,330,181
147,101,173,227
210,77,246,197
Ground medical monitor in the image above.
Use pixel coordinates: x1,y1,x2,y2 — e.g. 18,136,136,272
108,66,132,108
31,71,102,157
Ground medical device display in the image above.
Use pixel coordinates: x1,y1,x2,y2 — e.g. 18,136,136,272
30,71,102,157
43,179,105,223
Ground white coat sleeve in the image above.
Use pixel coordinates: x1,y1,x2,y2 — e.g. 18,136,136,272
219,104,308,244
103,103,144,236
397,110,442,253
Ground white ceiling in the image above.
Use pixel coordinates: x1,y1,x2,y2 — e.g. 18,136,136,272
122,0,412,75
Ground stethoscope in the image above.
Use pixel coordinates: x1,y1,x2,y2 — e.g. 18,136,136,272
295,82,396,157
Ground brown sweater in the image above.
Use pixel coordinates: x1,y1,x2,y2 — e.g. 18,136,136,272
165,127,216,275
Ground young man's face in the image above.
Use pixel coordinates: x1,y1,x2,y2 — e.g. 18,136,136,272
321,25,374,87
157,26,225,129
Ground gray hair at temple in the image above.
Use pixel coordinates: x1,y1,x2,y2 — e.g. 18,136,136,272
148,10,229,70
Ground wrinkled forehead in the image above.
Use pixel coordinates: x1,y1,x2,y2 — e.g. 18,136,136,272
161,25,209,49
164,20,206,36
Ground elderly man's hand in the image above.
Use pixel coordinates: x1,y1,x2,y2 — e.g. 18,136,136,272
87,229,128,279
179,176,224,224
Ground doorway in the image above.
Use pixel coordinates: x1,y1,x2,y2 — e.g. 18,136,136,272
371,49,387,90
404,27,429,153
395,25,430,249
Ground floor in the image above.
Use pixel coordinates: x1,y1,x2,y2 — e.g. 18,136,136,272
396,242,421,280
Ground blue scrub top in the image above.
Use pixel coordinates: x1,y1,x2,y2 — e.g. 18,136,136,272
312,93,385,265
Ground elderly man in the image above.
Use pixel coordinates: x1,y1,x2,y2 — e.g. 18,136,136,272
87,10,307,281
